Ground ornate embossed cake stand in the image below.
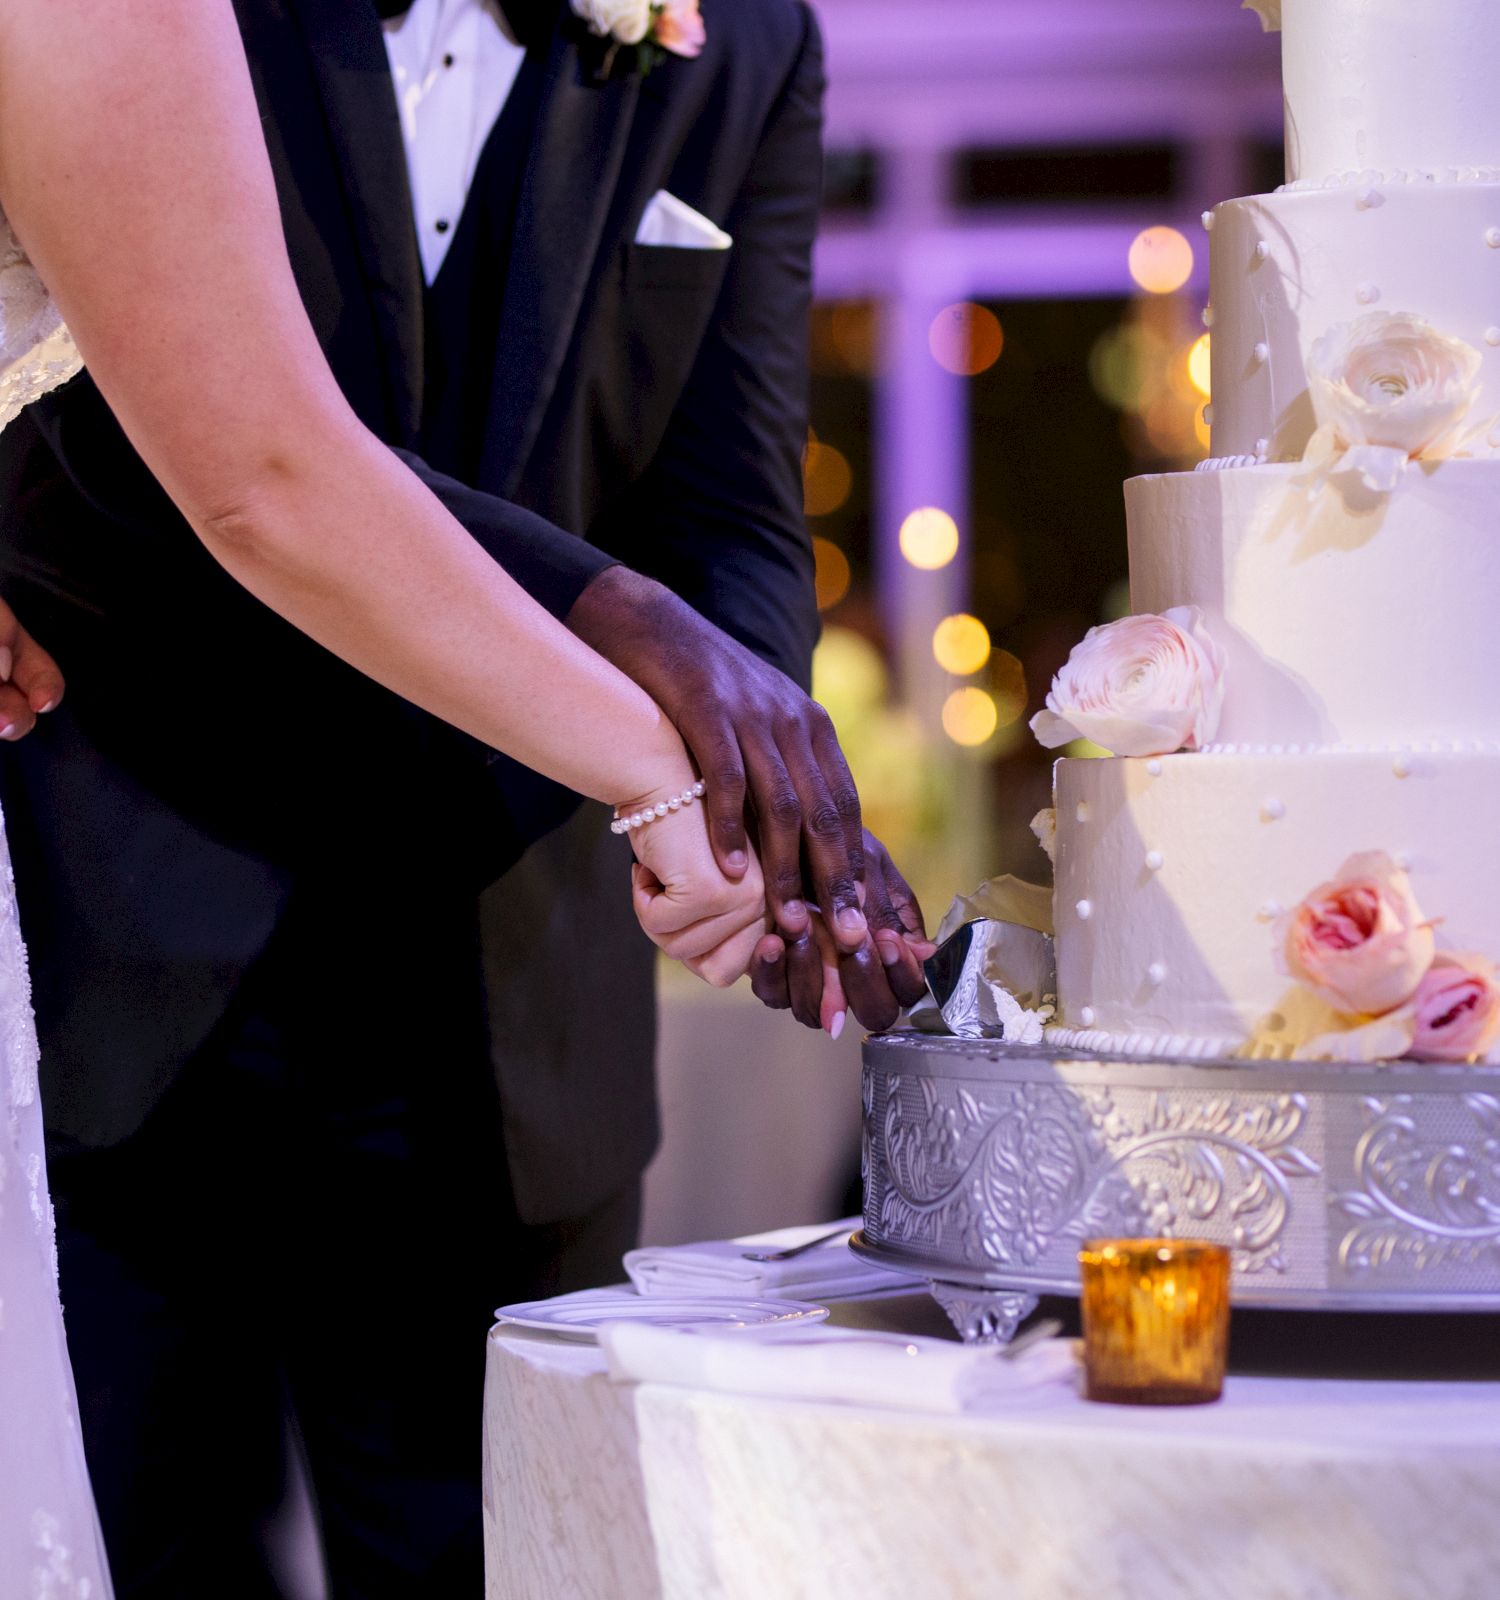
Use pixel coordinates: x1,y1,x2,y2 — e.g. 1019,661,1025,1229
857,1032,1500,1344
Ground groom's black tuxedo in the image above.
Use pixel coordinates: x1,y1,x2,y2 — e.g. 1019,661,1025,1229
1,0,821,1204
0,0,823,1589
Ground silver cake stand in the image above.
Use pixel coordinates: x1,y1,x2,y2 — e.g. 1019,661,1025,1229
857,1032,1500,1343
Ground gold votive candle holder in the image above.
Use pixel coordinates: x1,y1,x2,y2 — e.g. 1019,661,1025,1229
1077,1238,1231,1405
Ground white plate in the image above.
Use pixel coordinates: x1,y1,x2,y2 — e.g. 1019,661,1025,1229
495,1288,829,1341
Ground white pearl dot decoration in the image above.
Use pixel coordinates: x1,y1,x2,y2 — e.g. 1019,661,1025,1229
1392,755,1412,778
1356,188,1381,211
1203,403,1215,425
1261,798,1286,822
1075,801,1091,824
1257,900,1282,923
1486,327,1500,347
1355,281,1380,305
1252,341,1269,365
1076,899,1093,921
1201,210,1215,232
1254,437,1270,460
1202,305,1215,329
1486,227,1500,248
1147,961,1168,986
1145,850,1164,872
1146,759,1163,777
1079,1006,1097,1027
1253,240,1269,263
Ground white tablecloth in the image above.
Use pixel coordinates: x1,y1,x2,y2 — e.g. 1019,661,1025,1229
482,1296,1500,1600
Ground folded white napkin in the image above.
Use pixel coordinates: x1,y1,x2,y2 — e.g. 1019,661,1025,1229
623,1219,921,1302
599,1320,1079,1415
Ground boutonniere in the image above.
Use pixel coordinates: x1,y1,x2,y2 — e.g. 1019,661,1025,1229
570,0,705,79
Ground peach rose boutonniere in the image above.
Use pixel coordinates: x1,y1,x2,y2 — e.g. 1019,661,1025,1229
1278,850,1436,1019
1030,606,1225,758
1299,312,1485,494
571,0,704,74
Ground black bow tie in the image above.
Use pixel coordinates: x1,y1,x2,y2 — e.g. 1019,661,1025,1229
372,0,559,51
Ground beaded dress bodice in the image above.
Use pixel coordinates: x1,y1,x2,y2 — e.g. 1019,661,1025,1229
0,222,81,432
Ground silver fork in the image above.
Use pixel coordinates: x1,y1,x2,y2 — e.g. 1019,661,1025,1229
741,1225,853,1263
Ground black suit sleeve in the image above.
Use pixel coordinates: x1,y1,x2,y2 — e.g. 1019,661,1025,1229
390,449,617,621
591,5,824,692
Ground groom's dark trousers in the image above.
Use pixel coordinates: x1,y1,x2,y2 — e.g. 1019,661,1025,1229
0,0,823,1592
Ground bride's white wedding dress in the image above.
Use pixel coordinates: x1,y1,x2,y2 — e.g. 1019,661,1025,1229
0,227,114,1600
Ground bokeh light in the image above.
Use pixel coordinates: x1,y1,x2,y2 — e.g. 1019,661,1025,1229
942,686,999,747
928,303,1004,376
802,439,853,517
1128,226,1194,295
1187,333,1212,398
932,613,991,676
989,649,1028,727
812,536,852,611
899,507,960,570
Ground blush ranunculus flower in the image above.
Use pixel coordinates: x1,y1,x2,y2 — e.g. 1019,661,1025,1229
1301,312,1484,493
571,0,653,45
1408,953,1500,1062
654,0,706,57
1029,606,1225,757
1279,850,1435,1017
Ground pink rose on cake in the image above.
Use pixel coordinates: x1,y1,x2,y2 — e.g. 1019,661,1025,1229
1029,606,1225,758
1278,850,1436,1017
1300,312,1484,494
1407,953,1500,1062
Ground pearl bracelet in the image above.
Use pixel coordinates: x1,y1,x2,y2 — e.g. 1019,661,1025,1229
610,779,707,835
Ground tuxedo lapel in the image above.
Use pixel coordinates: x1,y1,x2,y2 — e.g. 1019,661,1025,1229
483,31,642,496
286,0,425,439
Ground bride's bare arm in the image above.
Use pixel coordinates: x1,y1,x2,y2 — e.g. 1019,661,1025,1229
0,0,686,813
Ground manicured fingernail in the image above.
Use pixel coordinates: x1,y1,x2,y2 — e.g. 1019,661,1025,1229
837,907,866,937
37,698,57,714
0,722,17,740
726,850,748,873
829,1010,846,1041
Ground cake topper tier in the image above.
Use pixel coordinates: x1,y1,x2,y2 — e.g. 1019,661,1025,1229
1270,0,1500,186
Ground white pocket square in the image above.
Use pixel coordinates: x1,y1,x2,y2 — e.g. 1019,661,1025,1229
634,190,732,250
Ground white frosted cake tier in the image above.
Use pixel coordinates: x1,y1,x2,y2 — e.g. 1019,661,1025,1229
1280,0,1500,186
1126,459,1500,746
1206,184,1500,461
1048,747,1500,1060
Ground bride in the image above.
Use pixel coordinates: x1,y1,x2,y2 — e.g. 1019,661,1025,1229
0,0,792,1592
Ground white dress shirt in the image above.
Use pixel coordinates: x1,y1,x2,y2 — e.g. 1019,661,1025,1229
383,0,526,284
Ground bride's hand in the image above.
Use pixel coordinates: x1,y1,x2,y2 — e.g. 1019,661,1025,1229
0,599,64,739
628,789,769,987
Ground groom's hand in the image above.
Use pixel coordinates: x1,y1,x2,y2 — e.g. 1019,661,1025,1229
568,566,869,949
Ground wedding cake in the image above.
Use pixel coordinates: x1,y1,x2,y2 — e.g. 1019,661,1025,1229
1033,0,1500,1064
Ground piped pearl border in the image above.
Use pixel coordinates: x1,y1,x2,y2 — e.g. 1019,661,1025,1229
611,780,707,834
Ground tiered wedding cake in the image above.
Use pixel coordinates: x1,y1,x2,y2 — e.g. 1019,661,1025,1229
1035,0,1500,1063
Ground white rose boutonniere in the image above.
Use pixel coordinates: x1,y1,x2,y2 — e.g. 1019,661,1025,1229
1241,0,1280,32
1299,311,1486,493
571,0,705,72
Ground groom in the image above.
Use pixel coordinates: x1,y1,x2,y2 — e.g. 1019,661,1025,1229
0,0,928,1592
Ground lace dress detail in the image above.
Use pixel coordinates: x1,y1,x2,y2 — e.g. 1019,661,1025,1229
0,215,111,1599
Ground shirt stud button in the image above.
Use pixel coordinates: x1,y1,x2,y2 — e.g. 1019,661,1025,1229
443,53,455,67
435,219,450,234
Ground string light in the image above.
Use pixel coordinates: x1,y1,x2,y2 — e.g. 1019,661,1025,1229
812,537,852,611
899,507,960,570
942,687,999,747
802,440,853,518
1129,226,1194,295
1187,333,1212,397
928,303,1004,376
932,614,991,676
